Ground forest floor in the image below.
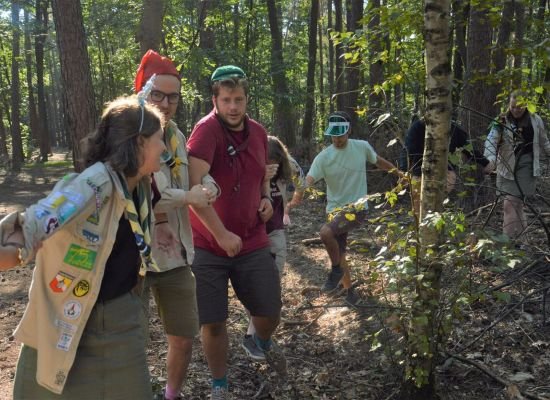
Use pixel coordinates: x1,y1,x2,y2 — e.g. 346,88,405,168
0,151,549,400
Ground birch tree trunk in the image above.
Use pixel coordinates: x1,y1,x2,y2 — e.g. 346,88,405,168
400,0,452,398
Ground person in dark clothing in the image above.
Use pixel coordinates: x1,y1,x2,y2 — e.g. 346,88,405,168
400,118,491,213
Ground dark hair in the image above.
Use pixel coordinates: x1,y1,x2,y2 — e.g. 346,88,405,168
212,77,249,97
267,135,292,182
330,110,352,124
82,95,165,177
510,89,528,100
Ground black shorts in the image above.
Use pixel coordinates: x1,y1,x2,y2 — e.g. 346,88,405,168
192,247,282,325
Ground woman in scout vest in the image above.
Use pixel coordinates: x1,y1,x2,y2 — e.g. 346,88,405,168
0,93,166,399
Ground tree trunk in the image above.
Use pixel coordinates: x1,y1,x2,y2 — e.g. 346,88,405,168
344,0,363,124
137,0,165,55
195,0,214,120
35,0,51,160
400,0,451,398
451,0,468,106
47,44,63,148
367,0,383,118
317,3,325,119
24,9,39,150
486,0,513,112
461,2,494,135
0,39,12,137
52,0,97,171
0,107,8,159
512,0,525,87
535,0,548,105
334,0,344,111
327,0,335,114
232,3,240,52
10,0,24,171
301,0,319,146
266,0,295,147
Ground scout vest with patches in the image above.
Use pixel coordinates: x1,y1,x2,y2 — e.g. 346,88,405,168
1,162,151,394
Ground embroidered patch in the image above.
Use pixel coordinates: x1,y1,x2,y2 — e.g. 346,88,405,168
43,192,66,209
55,370,66,386
63,244,97,271
34,207,50,220
63,300,82,320
86,213,99,225
82,229,99,244
61,191,84,206
73,280,90,297
56,332,74,351
55,319,77,334
49,271,75,293
44,217,60,234
58,202,77,224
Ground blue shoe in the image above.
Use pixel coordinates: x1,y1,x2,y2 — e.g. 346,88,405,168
241,334,265,361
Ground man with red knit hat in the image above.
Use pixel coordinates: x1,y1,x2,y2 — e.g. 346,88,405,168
135,49,217,400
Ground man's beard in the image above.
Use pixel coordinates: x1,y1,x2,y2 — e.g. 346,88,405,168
217,113,244,130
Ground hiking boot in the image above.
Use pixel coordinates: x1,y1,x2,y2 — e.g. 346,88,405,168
211,386,229,400
321,268,344,292
241,334,266,361
263,340,288,378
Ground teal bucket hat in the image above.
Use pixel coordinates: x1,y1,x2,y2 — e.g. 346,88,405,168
211,65,247,82
324,112,351,136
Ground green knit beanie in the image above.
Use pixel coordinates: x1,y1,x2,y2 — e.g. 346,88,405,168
211,65,247,82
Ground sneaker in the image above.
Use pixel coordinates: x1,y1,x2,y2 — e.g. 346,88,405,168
153,390,183,400
321,268,344,292
211,386,229,400
263,340,288,378
344,288,360,307
241,334,266,361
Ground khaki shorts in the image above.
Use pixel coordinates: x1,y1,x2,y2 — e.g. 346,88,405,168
268,229,287,275
142,266,199,338
13,292,151,400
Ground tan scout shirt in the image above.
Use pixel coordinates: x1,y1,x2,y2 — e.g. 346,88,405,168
0,162,152,394
152,121,218,269
485,112,550,180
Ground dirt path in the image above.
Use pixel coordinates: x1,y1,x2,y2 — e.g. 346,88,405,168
1,154,550,399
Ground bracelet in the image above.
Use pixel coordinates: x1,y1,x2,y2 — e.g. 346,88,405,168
155,221,169,225
261,195,273,204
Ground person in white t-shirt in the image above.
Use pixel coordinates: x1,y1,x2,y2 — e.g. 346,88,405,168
292,111,403,305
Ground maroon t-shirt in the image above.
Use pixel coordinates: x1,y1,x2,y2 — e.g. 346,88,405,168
187,111,270,256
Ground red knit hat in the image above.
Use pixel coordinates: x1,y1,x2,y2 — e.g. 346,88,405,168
134,49,180,93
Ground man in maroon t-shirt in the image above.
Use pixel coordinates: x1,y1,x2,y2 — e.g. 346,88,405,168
187,65,286,397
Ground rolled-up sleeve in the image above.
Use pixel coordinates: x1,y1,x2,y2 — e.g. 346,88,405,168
484,125,500,162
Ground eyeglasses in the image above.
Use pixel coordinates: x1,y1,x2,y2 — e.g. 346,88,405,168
150,90,180,105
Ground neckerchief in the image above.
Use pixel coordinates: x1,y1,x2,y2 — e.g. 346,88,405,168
120,176,159,276
161,124,183,179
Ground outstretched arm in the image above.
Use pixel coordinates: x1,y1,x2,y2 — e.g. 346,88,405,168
375,156,404,178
